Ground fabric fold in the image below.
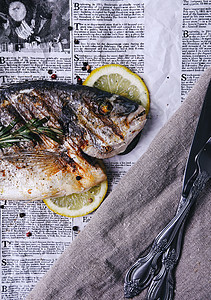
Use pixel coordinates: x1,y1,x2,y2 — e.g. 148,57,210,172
27,67,211,300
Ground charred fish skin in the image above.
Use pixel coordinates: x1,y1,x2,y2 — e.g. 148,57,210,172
0,80,146,158
0,80,146,201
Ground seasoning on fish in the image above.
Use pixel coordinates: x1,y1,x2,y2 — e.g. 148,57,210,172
0,80,146,201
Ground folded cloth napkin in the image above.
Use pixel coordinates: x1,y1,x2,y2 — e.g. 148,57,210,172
27,67,211,300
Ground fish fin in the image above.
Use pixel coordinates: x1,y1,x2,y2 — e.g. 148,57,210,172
2,151,65,175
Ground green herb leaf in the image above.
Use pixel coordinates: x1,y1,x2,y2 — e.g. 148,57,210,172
0,118,63,149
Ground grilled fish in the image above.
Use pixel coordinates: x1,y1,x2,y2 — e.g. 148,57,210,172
0,80,146,200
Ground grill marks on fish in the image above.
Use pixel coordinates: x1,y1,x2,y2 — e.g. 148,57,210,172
0,81,146,158
5,84,122,152
0,81,146,156
81,92,124,139
0,80,146,200
58,90,124,155
77,98,125,155
6,88,60,128
70,104,116,150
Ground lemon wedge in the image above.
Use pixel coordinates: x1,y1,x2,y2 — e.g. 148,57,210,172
43,180,108,218
83,64,150,114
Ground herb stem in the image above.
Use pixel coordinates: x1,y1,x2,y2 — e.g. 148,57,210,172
0,117,63,149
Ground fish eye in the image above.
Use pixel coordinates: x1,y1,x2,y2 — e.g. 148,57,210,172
98,101,113,115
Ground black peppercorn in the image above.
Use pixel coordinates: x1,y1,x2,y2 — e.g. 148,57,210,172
72,226,79,231
19,212,26,218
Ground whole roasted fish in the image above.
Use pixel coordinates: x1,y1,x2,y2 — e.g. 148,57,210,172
0,80,146,200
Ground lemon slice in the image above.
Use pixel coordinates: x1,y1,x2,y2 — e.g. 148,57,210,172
83,64,150,114
43,180,108,218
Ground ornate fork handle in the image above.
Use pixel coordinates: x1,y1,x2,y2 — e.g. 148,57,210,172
124,170,210,299
145,221,185,300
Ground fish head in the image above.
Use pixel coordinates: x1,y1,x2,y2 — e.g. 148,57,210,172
78,90,147,159
97,94,139,116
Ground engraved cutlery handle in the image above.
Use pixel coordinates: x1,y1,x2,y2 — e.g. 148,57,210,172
145,140,211,299
124,170,209,299
145,221,185,300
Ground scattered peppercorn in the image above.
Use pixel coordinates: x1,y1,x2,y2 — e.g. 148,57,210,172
51,74,57,79
88,198,93,203
76,175,82,180
72,226,79,231
82,66,86,71
0,205,4,209
68,26,73,31
48,69,53,74
74,39,79,44
26,231,32,237
19,212,26,218
86,65,91,71
87,69,91,73
83,62,88,66
76,76,82,85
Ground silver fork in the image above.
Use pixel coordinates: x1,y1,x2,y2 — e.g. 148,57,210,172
124,137,211,299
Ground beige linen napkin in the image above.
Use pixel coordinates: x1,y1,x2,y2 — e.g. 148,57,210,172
27,67,211,300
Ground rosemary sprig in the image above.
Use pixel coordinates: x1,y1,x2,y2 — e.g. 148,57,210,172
0,117,63,149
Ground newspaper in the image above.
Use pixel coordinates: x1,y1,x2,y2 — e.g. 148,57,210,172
0,0,210,298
